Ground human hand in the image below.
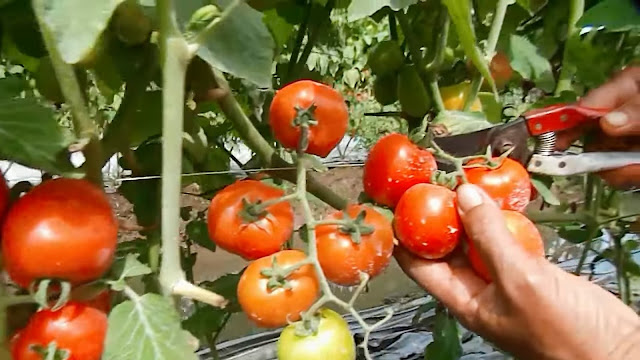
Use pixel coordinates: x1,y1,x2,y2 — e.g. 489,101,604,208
556,66,640,189
395,184,640,360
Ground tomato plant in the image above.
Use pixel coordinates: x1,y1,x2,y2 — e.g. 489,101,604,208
394,183,461,260
269,80,349,157
316,204,394,286
363,133,437,208
10,302,107,360
277,308,356,360
237,250,319,328
367,40,404,76
466,210,545,283
207,179,294,260
464,157,532,212
1,178,118,289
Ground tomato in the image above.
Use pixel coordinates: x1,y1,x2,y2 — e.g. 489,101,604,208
10,302,107,360
466,210,545,282
394,183,461,259
367,40,404,76
397,65,431,118
277,308,355,360
316,204,394,286
1,178,118,289
373,73,398,105
237,250,319,328
489,52,513,89
84,290,112,313
464,157,531,212
269,80,348,157
0,172,8,222
440,81,482,112
112,0,152,46
363,133,437,208
207,179,294,260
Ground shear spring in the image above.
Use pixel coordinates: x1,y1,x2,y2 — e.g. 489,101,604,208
535,132,556,156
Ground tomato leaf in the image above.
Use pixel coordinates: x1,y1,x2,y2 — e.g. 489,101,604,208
109,254,153,291
442,0,497,95
507,34,556,92
104,293,199,360
577,0,640,32
432,110,493,135
478,92,503,123
186,219,216,252
263,8,296,50
182,0,275,88
558,225,603,244
32,0,125,64
347,0,418,22
199,273,243,313
423,305,462,360
565,33,621,89
0,79,78,175
530,177,560,206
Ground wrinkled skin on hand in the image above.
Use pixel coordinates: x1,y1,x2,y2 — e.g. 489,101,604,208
395,184,640,360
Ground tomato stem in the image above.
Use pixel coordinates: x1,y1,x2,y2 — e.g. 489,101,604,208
555,0,585,96
425,4,450,75
172,279,228,308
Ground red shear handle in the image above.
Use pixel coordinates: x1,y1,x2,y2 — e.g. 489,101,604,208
524,103,612,136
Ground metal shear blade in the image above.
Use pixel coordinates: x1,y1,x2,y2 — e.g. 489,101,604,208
528,152,640,176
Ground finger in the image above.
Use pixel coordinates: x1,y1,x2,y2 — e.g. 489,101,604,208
393,246,486,312
580,66,640,109
599,96,640,137
456,184,531,282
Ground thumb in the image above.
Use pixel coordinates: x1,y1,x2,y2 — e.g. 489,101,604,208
456,184,530,282
599,95,640,137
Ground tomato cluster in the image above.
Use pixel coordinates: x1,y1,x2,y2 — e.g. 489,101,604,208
0,178,116,359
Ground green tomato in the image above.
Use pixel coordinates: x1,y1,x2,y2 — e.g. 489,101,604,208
397,64,431,118
113,0,152,46
373,73,398,105
277,308,355,360
367,40,404,76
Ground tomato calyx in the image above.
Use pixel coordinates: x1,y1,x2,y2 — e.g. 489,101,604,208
240,198,270,222
336,210,375,245
293,310,323,337
30,278,72,311
461,146,515,170
292,104,318,152
29,341,70,360
260,256,310,291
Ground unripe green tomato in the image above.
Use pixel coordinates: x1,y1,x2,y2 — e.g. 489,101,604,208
113,0,153,46
367,40,404,76
373,73,398,105
397,65,431,118
277,308,355,360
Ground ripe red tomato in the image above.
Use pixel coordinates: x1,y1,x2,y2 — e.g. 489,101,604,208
464,157,531,212
1,178,118,289
363,133,437,208
10,302,107,360
466,210,545,283
269,80,348,157
394,183,461,259
84,290,112,313
316,204,394,286
0,172,8,221
489,52,513,89
237,249,319,328
207,179,294,260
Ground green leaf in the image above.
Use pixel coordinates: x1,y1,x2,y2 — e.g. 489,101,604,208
199,273,243,313
0,79,78,175
104,293,199,360
432,110,493,135
32,0,125,64
558,225,602,244
343,68,361,88
347,0,418,22
263,8,295,50
186,219,216,252
619,192,640,217
507,34,556,92
424,305,462,360
118,179,160,228
109,254,153,291
577,0,640,32
442,0,497,94
566,33,620,89
192,0,275,88
530,177,560,206
478,92,503,123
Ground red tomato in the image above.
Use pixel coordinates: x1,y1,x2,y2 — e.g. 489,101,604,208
363,133,437,208
316,204,395,286
466,210,545,282
490,52,514,89
11,302,107,360
394,183,461,259
0,172,8,221
84,290,112,313
269,80,348,157
1,178,118,289
237,249,319,328
207,179,294,260
464,157,531,212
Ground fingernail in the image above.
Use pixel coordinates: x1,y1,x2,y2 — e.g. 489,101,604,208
457,184,484,212
604,112,628,127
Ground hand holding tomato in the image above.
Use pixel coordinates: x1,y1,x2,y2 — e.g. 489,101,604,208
395,184,640,360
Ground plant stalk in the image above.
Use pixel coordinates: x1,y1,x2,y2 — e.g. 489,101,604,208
555,0,585,95
287,1,312,81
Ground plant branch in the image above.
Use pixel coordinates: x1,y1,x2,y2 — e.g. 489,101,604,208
388,13,398,41
33,0,103,185
425,6,450,74
575,178,603,275
293,0,335,78
429,80,445,113
555,0,584,96
210,67,348,209
287,1,312,81
395,11,427,80
172,279,227,308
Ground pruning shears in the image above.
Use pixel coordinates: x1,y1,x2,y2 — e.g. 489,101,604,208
432,103,640,176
